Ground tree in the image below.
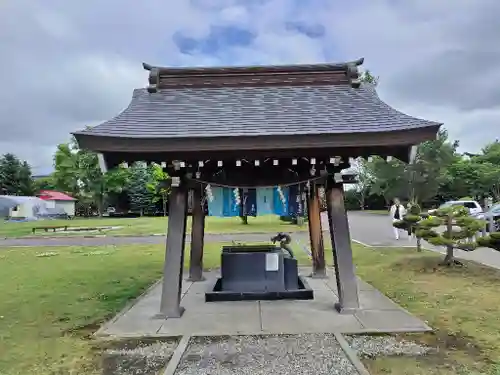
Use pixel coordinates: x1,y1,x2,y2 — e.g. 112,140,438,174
407,130,458,204
53,141,81,196
146,163,170,216
126,162,154,216
416,206,485,266
360,70,379,85
53,137,130,216
0,153,34,196
367,130,458,206
393,203,425,251
440,141,500,203
360,70,458,207
352,158,373,210
439,158,484,201
477,232,500,252
33,176,57,192
365,156,407,206
474,141,500,201
79,152,130,216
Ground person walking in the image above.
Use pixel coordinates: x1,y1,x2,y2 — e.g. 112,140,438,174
389,198,406,240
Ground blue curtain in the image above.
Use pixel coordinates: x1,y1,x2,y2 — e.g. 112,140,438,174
243,188,257,216
207,186,224,217
223,187,241,217
273,186,289,216
288,185,304,217
256,187,274,215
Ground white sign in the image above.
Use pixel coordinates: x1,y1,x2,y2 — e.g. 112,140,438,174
265,253,279,272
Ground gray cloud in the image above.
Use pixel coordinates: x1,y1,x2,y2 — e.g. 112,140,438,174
0,0,498,174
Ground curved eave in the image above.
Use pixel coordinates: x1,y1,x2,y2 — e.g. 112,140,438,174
73,125,441,155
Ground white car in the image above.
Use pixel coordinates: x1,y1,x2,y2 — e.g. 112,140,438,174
428,200,483,216
474,203,500,232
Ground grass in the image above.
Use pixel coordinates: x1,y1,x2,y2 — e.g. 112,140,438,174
353,248,500,375
362,209,389,215
0,242,311,375
0,215,308,238
1,243,499,374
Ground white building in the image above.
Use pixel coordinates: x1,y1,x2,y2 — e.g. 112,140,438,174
0,196,49,219
37,190,76,217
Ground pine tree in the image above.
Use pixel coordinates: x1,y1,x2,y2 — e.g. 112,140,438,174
127,162,154,216
393,203,425,251
477,227,500,251
0,153,34,196
416,205,485,266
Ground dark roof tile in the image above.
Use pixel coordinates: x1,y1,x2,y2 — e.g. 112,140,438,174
78,83,440,139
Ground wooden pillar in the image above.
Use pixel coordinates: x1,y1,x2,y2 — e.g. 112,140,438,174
307,183,326,278
326,179,359,314
157,183,188,319
188,184,205,282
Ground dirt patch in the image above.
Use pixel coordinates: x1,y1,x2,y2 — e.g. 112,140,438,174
62,321,103,339
403,331,484,359
100,337,179,375
350,332,494,375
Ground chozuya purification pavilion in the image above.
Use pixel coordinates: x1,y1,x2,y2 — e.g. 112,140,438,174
73,57,441,318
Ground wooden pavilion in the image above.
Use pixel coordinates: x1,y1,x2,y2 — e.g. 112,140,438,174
73,57,441,318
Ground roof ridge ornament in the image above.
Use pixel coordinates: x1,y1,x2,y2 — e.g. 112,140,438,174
346,58,363,89
141,58,365,91
143,62,159,93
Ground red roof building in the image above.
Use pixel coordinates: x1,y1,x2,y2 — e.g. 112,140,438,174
37,190,76,217
37,190,76,201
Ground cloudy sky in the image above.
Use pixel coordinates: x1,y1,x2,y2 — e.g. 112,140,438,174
1,0,498,174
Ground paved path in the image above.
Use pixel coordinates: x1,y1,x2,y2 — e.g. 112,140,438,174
343,211,500,270
2,212,499,270
0,232,305,247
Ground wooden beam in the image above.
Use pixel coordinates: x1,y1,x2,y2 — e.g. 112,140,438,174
157,184,188,318
188,184,205,282
307,183,326,278
325,180,359,314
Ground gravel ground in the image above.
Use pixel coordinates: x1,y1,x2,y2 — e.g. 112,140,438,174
345,335,434,358
174,334,358,375
102,340,178,375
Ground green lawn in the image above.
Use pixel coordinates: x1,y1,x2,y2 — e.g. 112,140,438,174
362,209,389,215
354,249,500,375
0,242,311,375
1,243,499,374
0,215,308,238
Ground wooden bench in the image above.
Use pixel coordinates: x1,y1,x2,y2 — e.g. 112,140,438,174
32,226,69,234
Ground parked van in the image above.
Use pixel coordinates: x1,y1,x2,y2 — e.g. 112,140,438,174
428,200,483,216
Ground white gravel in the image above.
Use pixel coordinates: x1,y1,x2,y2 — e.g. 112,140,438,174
345,335,433,358
174,334,358,375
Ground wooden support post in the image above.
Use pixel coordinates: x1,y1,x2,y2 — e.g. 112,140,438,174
326,180,359,314
188,185,205,282
157,184,188,319
307,183,326,278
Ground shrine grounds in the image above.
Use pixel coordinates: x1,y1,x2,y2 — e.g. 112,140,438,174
0,215,307,238
0,236,499,375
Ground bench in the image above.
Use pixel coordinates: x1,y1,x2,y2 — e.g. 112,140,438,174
32,226,69,234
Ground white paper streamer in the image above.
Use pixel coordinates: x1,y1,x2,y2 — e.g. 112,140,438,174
205,184,214,202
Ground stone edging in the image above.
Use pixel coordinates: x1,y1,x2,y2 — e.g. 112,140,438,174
334,332,371,375
161,335,191,375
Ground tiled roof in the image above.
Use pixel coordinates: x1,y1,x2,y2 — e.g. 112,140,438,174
77,83,440,139
38,190,75,201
